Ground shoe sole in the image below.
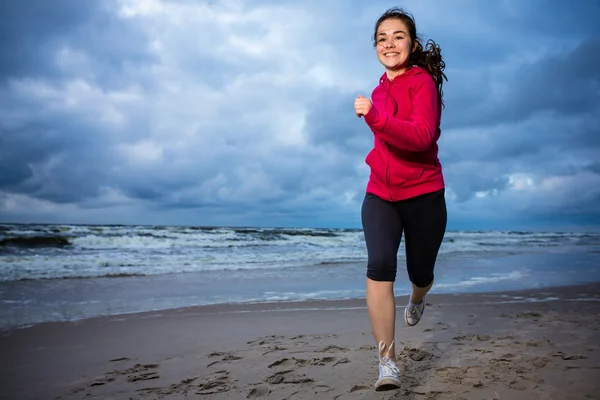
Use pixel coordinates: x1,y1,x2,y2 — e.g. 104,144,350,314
374,377,401,391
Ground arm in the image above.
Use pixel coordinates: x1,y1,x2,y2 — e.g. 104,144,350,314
363,77,439,152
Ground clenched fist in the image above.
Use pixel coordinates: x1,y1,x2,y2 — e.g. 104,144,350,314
354,94,372,118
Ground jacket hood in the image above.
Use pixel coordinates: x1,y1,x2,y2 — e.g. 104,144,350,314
379,66,426,84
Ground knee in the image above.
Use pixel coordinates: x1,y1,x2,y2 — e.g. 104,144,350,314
366,257,397,282
409,271,434,288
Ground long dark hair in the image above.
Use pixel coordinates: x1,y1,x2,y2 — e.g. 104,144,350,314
373,7,447,107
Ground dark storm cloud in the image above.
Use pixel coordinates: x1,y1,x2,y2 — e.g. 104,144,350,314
443,38,600,130
0,0,154,85
0,0,98,79
0,160,31,187
0,0,599,230
0,120,116,203
436,0,600,69
0,79,138,205
506,39,600,120
478,0,600,38
440,111,599,170
585,162,600,175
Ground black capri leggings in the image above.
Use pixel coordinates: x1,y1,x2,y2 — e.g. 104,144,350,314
361,189,447,287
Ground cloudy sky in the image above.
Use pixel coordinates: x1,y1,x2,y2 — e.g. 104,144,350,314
1,0,599,231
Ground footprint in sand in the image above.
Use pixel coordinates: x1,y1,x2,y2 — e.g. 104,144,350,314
263,370,314,385
196,373,232,396
268,356,349,368
508,379,541,392
349,385,369,391
137,376,199,397
108,357,131,362
308,356,336,366
453,333,491,342
318,345,348,353
247,383,271,398
135,369,234,397
107,363,161,384
399,347,434,362
247,335,286,346
313,384,334,394
349,384,370,393
207,352,244,367
127,371,160,382
435,365,487,387
88,376,116,387
82,363,162,395
268,358,295,368
188,370,234,396
552,351,587,360
531,357,549,368
264,370,293,384
262,345,287,355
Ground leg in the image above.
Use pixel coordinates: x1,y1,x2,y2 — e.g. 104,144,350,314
361,193,402,369
411,281,433,304
365,279,397,359
401,189,447,325
362,193,403,390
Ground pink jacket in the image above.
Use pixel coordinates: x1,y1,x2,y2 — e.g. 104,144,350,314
363,66,445,201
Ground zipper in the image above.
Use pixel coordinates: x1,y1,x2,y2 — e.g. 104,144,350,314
386,161,391,201
383,78,394,201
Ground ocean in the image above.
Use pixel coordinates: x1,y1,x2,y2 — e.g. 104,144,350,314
1,223,600,329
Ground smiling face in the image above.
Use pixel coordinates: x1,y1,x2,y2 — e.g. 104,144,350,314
375,18,415,79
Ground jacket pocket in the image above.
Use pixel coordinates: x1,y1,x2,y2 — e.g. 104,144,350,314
365,148,386,184
387,155,423,186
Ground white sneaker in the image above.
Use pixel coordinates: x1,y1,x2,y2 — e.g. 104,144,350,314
374,340,401,391
405,298,425,326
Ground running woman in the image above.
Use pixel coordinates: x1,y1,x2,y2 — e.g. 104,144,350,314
354,7,448,391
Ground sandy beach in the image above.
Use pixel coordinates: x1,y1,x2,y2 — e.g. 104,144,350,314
1,283,599,400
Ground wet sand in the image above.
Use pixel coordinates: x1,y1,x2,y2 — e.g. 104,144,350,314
1,284,600,399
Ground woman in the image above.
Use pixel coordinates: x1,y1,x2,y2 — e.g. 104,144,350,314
354,7,448,391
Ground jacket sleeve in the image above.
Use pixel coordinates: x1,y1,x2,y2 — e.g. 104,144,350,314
363,76,439,152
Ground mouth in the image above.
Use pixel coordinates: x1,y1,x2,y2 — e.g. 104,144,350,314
383,52,399,57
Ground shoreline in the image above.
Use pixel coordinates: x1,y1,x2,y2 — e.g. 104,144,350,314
2,282,599,399
4,281,600,332
77,280,600,316
3,250,600,331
